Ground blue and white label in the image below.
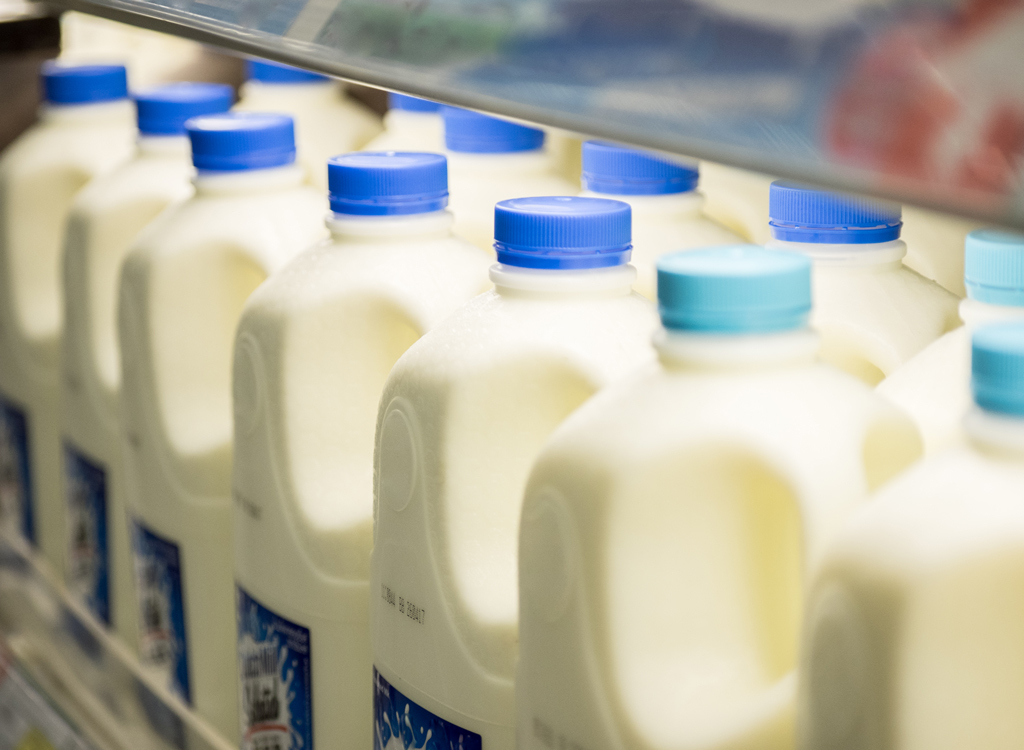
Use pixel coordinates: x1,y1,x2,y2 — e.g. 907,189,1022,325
0,397,33,542
373,667,482,750
132,520,190,703
64,443,109,624
236,586,313,750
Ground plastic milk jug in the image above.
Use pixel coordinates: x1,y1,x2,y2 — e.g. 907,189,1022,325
798,321,1024,750
443,108,576,251
371,196,657,750
118,113,326,740
515,245,922,750
878,229,1024,454
765,182,960,385
697,161,774,243
900,205,983,298
0,63,134,572
236,59,382,190
232,151,491,750
61,82,233,644
580,141,742,300
363,94,445,153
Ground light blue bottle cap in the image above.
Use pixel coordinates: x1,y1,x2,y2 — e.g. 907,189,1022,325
246,59,328,84
328,152,448,216
42,62,128,105
389,93,440,113
443,107,545,153
134,83,234,136
186,113,296,172
582,141,699,195
965,229,1024,306
494,196,631,270
972,321,1024,416
769,181,902,244
658,245,812,333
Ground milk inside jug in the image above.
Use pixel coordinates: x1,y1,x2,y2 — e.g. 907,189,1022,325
580,141,742,300
363,94,444,153
443,107,576,251
232,151,490,750
765,181,960,385
878,229,1024,454
371,196,657,750
235,59,382,190
799,321,1024,750
118,112,325,739
515,245,921,750
61,82,232,644
0,63,134,572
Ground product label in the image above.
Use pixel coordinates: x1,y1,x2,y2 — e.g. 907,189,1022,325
0,397,33,543
373,667,481,750
63,443,109,625
236,586,313,750
132,520,190,703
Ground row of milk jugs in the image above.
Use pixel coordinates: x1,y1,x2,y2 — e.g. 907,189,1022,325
2,59,1024,750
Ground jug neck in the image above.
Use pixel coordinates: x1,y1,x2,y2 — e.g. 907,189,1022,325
656,328,820,371
965,408,1024,459
765,237,907,268
193,163,306,195
960,298,1024,329
446,149,551,177
580,189,704,219
326,209,454,241
137,134,191,158
490,263,636,298
42,99,134,125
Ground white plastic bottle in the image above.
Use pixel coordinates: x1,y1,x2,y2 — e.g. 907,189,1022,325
0,63,134,572
900,205,982,298
878,229,1024,454
232,151,491,750
580,141,743,299
698,161,774,243
118,113,326,740
363,93,444,153
61,82,233,645
371,196,657,750
235,59,382,190
516,245,922,750
765,182,960,385
443,108,577,251
798,321,1024,750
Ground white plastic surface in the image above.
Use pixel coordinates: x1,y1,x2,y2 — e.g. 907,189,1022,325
118,163,327,740
698,162,774,244
362,109,445,154
516,328,922,750
232,208,491,749
371,263,657,750
798,413,1024,750
0,100,135,574
235,81,382,190
61,134,195,650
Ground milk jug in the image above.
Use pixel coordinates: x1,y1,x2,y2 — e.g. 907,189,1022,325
61,82,232,644
878,229,1024,454
900,205,982,298
371,196,657,750
765,182,960,385
118,113,325,740
515,245,922,750
363,94,444,153
798,321,1024,750
443,108,576,251
0,63,134,572
580,141,742,300
235,59,382,190
698,161,774,243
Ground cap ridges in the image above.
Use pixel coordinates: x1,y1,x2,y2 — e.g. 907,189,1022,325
443,107,545,153
769,181,902,244
965,229,1024,306
972,321,1024,416
186,113,296,172
246,59,328,84
42,62,128,106
328,152,448,216
135,82,234,136
582,141,699,195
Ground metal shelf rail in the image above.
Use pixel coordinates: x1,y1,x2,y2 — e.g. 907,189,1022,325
45,0,1024,228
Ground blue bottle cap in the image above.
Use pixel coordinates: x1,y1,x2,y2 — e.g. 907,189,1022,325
768,181,902,244
134,83,234,136
972,321,1024,417
246,59,328,84
582,141,699,195
328,152,448,216
657,245,812,334
41,62,128,106
186,113,296,172
389,93,440,113
965,229,1024,306
494,196,631,269
443,107,545,153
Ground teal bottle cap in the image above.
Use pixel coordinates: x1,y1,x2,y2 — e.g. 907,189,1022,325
965,229,1024,306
